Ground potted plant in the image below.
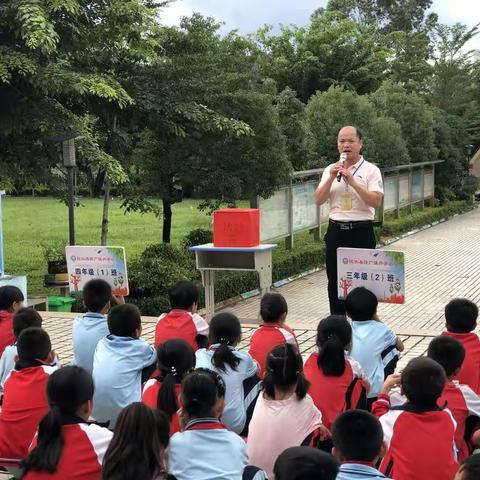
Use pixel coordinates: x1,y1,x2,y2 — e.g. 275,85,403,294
42,240,68,275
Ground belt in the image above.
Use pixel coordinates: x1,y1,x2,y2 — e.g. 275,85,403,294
329,219,373,231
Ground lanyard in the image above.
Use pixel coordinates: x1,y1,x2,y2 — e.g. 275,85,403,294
345,159,364,191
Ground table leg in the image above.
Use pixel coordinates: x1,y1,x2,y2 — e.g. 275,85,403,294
200,270,215,321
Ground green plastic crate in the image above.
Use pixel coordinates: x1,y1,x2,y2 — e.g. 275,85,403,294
48,296,76,312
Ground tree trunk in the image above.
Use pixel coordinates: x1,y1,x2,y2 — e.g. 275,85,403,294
162,198,172,243
92,170,106,197
100,176,110,245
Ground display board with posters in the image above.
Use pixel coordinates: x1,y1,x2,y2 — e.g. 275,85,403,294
337,247,405,304
259,188,289,241
292,181,318,231
66,246,129,296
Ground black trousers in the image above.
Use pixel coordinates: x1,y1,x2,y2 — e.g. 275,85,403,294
324,221,376,314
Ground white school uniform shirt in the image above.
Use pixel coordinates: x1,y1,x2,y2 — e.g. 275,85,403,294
195,345,259,434
319,156,384,221
350,320,398,398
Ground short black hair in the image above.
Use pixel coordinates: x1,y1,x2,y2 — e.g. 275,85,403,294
0,286,24,310
428,336,465,377
345,287,378,321
13,308,43,338
445,298,478,333
107,304,141,337
17,327,51,362
260,292,288,323
401,357,446,407
273,447,339,480
459,453,480,480
83,279,112,312
331,410,384,462
168,281,199,310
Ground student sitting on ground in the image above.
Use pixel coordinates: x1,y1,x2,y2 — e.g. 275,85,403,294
247,343,327,479
0,307,43,390
248,293,298,377
346,287,404,403
372,357,458,480
0,285,24,357
102,402,175,480
455,453,480,480
93,304,157,429
73,279,123,374
273,446,339,480
21,366,113,480
195,312,261,435
0,327,58,460
427,336,480,461
332,410,389,480
442,298,480,394
304,315,369,430
168,368,267,480
155,281,208,351
142,339,196,436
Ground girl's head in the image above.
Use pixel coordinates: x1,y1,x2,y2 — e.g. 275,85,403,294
316,315,351,376
102,403,170,480
260,292,288,324
0,285,24,313
180,368,226,422
209,312,241,372
21,366,94,474
264,343,310,400
156,339,196,419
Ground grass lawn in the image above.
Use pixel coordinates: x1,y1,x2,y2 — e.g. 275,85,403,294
2,196,213,294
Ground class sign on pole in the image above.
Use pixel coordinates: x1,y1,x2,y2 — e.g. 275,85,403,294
66,246,129,296
337,248,405,304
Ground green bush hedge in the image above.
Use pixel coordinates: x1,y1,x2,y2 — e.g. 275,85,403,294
128,202,473,315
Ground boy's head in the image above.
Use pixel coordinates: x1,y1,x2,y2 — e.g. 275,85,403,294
345,287,378,321
401,357,446,408
83,279,112,313
260,292,288,323
428,336,465,378
108,304,141,338
273,446,339,480
331,410,384,463
17,327,51,362
0,286,24,313
13,308,43,338
455,453,480,480
445,298,478,333
168,281,199,311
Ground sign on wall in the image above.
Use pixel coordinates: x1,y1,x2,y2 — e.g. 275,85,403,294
66,246,129,296
337,248,405,304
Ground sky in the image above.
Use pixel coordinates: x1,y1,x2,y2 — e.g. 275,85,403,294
161,0,480,51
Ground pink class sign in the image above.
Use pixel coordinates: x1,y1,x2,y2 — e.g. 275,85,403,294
337,248,405,304
66,246,129,296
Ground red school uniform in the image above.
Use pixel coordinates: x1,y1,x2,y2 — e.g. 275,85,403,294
442,331,480,394
437,381,480,461
155,310,209,351
23,420,112,480
0,364,58,459
303,353,368,429
0,310,15,358
248,324,298,377
372,394,458,480
142,378,181,436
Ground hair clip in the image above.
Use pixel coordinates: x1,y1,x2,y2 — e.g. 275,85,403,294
170,365,177,376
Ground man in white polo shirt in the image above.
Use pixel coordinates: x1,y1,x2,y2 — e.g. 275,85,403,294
314,126,384,314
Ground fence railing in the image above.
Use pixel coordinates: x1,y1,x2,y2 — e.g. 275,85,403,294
251,160,443,248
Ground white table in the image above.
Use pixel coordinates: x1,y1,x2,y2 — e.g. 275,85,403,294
189,243,277,321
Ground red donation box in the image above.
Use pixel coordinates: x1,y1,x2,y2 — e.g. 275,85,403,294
213,208,260,247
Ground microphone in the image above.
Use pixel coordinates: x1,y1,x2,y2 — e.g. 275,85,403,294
337,153,347,182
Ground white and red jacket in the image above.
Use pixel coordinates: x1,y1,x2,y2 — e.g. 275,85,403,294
155,309,209,351
442,331,480,394
303,353,368,429
23,418,112,480
0,363,58,459
372,394,458,480
248,324,298,377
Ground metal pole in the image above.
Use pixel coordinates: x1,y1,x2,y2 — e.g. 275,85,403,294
67,167,75,245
